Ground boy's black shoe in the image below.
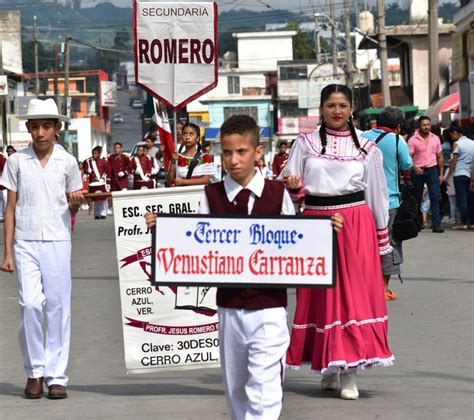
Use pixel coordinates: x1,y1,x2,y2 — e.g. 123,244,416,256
432,226,444,233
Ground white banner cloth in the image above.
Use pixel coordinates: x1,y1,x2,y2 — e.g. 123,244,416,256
113,187,219,373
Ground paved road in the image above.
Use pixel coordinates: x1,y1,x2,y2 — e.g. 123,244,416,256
110,90,144,153
0,213,472,419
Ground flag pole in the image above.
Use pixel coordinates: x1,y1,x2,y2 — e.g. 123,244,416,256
173,111,178,151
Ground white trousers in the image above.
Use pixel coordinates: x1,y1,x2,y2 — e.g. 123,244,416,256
14,240,72,386
218,307,290,420
93,199,108,217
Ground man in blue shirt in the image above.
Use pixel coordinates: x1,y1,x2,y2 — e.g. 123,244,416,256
446,125,474,229
362,106,413,301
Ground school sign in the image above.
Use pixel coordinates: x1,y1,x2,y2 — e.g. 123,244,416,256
134,1,218,112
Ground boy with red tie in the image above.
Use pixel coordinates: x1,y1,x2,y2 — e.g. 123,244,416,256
146,115,343,419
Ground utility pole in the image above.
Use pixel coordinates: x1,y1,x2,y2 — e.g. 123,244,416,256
428,0,439,104
0,42,8,147
33,15,40,96
343,0,353,88
376,0,391,106
54,43,59,104
63,37,71,152
314,14,321,62
330,0,338,78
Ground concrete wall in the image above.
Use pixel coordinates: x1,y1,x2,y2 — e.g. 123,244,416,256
411,35,453,109
207,100,271,129
236,32,296,70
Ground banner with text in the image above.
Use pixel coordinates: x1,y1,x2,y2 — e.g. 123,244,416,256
134,1,218,112
152,215,336,288
113,187,219,374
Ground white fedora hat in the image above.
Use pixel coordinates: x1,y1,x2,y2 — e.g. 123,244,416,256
19,98,70,122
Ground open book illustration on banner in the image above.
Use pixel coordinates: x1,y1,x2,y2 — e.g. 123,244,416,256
175,286,217,312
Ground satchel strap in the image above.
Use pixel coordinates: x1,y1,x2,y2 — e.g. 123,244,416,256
186,150,202,179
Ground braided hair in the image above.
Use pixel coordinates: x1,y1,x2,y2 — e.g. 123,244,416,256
319,84,366,155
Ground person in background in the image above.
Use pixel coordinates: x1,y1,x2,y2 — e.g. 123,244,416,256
440,129,453,223
420,184,431,229
282,84,394,400
131,145,154,190
143,123,158,143
6,145,16,156
83,146,110,220
408,116,444,233
361,106,413,301
167,122,214,187
257,157,272,179
108,142,132,192
446,125,474,230
176,120,185,153
272,140,288,179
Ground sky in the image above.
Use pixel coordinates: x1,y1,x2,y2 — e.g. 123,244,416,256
91,0,457,14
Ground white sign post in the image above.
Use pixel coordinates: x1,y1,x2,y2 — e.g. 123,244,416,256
152,215,337,288
134,1,218,112
113,187,220,373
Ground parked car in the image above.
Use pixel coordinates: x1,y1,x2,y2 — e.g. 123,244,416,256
112,113,124,123
131,99,143,109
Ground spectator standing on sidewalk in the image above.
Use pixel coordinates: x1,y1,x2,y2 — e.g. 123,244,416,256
0,98,83,400
362,106,413,301
272,140,288,179
408,116,445,233
446,125,474,230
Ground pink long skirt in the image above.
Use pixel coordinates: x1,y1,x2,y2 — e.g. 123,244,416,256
287,203,394,374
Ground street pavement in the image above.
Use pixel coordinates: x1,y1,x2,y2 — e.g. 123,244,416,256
0,212,473,419
110,90,144,153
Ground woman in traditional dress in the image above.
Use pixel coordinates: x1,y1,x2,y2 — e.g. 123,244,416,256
166,122,214,187
281,84,394,400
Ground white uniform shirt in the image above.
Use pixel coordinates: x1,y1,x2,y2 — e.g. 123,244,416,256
279,129,389,230
1,144,82,241
199,169,295,216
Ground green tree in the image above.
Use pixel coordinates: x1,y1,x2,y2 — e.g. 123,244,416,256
287,22,315,60
21,39,53,73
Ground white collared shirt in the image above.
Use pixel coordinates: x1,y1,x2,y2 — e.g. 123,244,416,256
199,169,295,215
1,144,83,241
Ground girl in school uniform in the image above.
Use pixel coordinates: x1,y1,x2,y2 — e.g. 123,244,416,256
166,122,214,187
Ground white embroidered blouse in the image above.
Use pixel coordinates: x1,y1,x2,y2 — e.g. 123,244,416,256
280,128,391,255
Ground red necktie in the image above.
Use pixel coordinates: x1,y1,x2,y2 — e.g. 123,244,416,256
235,189,251,215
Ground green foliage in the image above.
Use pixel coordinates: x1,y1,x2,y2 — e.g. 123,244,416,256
21,39,53,73
287,22,315,60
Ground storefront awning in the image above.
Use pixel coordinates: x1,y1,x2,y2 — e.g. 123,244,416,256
205,127,270,140
359,105,419,117
425,92,459,124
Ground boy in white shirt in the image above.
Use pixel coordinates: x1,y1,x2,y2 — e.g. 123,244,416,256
1,99,83,400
